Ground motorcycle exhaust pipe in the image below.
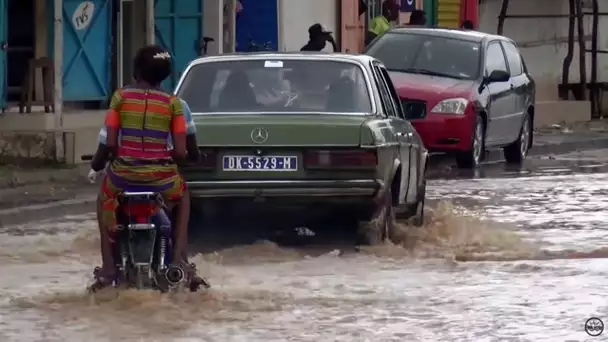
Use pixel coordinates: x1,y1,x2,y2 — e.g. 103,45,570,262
165,265,185,285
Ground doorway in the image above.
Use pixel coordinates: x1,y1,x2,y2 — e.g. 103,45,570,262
7,0,35,103
235,0,278,52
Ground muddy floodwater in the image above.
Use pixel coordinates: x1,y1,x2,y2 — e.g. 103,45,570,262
1,164,608,341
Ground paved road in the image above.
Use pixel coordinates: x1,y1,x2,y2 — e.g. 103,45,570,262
1,150,608,341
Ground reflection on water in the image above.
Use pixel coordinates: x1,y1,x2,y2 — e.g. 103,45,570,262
1,173,608,341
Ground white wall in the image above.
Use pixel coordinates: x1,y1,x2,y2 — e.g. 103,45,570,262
279,0,339,52
479,0,608,101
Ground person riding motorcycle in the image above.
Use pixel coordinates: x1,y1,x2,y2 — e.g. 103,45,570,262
88,45,205,291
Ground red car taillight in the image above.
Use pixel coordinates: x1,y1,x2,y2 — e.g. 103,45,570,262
304,149,377,168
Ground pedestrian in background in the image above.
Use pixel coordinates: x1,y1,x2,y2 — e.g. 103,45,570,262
365,0,400,46
301,23,338,52
408,9,426,26
461,20,474,30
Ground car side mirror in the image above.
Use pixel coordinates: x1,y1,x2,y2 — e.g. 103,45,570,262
478,70,510,93
486,70,510,84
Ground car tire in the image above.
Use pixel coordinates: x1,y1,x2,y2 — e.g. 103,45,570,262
503,113,531,164
456,115,485,169
356,188,398,245
397,180,426,227
410,180,426,227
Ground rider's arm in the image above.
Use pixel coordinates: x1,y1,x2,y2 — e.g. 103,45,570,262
170,97,187,162
91,127,110,172
92,90,122,169
105,90,122,155
182,99,201,163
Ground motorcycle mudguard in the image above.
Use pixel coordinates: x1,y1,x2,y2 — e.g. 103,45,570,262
127,228,157,266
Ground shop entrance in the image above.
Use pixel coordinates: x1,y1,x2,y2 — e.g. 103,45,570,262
6,0,35,104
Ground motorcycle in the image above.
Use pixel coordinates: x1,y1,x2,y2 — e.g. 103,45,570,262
91,190,207,293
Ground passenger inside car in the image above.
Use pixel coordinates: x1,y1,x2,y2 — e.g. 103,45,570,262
179,59,372,113
217,71,258,111
326,77,357,112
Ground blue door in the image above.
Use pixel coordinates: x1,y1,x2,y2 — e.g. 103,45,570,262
235,0,278,52
154,0,203,91
48,0,112,101
0,0,6,109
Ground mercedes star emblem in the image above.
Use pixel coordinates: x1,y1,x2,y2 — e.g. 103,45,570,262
250,128,269,144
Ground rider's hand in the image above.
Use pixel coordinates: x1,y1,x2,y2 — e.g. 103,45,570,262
87,169,99,184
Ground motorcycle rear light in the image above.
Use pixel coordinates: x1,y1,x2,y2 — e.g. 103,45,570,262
304,149,377,168
122,203,158,218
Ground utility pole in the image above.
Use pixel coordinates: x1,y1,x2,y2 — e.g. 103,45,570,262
53,0,64,162
146,0,155,44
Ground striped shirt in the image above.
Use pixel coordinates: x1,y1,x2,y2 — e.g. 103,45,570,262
103,87,187,161
98,98,195,150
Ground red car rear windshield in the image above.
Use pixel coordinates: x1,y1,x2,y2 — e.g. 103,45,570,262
366,32,481,80
177,59,373,114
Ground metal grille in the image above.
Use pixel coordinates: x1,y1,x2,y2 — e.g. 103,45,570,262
401,99,427,119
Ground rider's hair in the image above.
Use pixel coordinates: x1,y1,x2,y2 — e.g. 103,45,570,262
133,45,172,86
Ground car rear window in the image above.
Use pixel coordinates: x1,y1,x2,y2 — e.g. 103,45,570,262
366,32,482,80
177,59,373,114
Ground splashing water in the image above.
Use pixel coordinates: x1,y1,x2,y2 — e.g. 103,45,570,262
1,194,607,341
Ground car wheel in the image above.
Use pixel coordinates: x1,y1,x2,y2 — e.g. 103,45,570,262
503,113,531,164
456,115,485,169
396,180,426,227
356,189,398,245
410,180,426,227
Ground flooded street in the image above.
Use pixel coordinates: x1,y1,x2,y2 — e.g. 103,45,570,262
2,153,608,341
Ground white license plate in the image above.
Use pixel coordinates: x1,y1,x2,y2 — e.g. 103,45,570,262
222,155,298,171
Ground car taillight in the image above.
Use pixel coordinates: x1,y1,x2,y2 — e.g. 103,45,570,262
304,149,377,168
199,149,216,168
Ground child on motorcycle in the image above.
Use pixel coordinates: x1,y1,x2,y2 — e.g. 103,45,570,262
88,45,204,291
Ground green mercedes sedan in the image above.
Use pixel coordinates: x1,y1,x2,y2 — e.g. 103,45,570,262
175,53,428,245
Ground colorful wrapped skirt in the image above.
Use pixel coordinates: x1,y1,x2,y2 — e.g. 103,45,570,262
100,159,185,229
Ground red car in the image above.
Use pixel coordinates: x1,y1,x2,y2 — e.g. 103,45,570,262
365,28,535,168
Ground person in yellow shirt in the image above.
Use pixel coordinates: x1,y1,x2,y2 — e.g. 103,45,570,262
365,0,400,46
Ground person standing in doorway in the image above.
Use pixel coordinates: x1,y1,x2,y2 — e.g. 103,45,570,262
301,23,338,52
365,0,400,46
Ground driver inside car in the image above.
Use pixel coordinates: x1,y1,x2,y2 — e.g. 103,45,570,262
88,45,206,291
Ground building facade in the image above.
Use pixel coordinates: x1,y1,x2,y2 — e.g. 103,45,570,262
0,0,480,111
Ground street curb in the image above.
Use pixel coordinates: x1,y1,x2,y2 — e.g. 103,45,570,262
2,136,608,224
484,137,608,163
428,137,608,166
529,137,608,156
